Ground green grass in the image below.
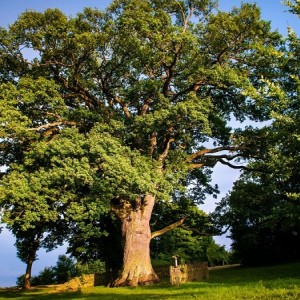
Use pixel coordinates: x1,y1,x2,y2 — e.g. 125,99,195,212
1,262,300,300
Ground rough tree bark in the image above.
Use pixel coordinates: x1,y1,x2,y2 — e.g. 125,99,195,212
22,241,39,289
23,257,34,289
111,194,159,287
111,193,187,287
20,234,41,289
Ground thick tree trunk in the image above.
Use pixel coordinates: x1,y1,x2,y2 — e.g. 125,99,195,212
112,194,159,287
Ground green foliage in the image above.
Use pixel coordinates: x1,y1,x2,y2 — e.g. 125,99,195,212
0,0,289,283
212,2,300,266
152,227,210,265
16,255,81,287
53,255,78,284
152,227,230,266
0,1,283,199
30,267,56,286
67,212,123,273
206,243,230,266
76,260,106,276
151,197,228,266
214,177,300,265
285,0,300,15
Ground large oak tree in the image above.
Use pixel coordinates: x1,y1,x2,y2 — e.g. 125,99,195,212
0,0,283,286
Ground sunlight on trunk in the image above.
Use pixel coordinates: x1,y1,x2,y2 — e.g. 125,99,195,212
112,195,159,287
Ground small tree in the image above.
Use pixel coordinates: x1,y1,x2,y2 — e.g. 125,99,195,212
67,212,123,275
151,198,216,265
76,260,106,275
206,243,230,266
30,267,56,286
53,255,78,284
17,255,80,286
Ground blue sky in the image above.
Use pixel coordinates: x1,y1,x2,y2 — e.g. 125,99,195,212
0,0,299,288
0,0,298,35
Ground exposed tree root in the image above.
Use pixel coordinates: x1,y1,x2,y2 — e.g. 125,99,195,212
112,272,159,287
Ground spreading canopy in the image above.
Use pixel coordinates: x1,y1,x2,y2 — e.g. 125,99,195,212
0,0,285,286
1,1,282,203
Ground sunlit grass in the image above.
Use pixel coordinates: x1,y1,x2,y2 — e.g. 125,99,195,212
1,262,300,300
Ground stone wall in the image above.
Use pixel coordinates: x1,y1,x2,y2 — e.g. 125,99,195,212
54,274,95,292
170,262,209,285
53,262,209,292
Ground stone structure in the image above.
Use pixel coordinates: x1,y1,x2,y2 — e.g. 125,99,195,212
170,262,209,285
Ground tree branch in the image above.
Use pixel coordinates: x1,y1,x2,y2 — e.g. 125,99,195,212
158,136,175,168
183,5,195,32
28,121,77,132
218,159,248,170
169,78,205,102
113,95,131,119
140,97,153,116
218,159,266,172
186,146,247,163
187,163,205,169
162,44,181,97
58,77,105,111
149,132,157,157
205,153,242,161
186,145,251,170
151,217,186,239
181,224,231,236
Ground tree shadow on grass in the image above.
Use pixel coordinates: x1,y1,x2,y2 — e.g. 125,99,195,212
2,263,300,300
0,285,207,300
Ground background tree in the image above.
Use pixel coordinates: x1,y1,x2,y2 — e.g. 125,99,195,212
30,267,56,286
17,254,81,286
0,77,99,289
206,243,230,266
53,255,78,284
213,0,300,266
67,212,123,276
151,197,220,265
214,179,300,265
0,0,283,286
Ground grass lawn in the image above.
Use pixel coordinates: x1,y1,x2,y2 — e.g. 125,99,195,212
1,262,300,300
